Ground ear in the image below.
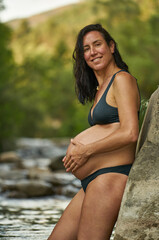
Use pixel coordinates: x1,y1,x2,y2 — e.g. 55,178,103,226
109,40,115,54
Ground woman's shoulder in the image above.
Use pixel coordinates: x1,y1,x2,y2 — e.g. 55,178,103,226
113,70,140,108
113,71,137,89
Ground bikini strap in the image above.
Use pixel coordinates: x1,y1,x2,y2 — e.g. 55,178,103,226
104,69,127,96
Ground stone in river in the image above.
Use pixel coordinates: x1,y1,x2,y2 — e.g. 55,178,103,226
0,151,21,163
48,172,77,186
16,180,54,197
1,179,54,198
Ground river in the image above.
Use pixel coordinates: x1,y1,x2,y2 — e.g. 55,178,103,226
0,194,70,239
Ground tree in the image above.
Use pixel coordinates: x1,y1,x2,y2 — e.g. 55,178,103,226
0,1,21,151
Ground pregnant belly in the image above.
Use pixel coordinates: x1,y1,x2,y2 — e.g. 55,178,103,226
70,123,123,180
70,123,135,180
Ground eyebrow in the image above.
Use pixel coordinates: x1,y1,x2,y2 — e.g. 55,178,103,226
83,39,102,48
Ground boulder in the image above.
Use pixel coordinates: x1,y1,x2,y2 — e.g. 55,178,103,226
16,138,66,159
0,169,28,180
48,172,77,186
0,151,21,163
28,168,77,186
114,87,159,240
0,179,54,198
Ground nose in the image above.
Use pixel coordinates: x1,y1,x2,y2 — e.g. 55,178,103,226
90,46,97,55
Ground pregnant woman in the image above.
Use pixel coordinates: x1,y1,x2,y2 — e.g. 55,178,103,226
48,23,140,240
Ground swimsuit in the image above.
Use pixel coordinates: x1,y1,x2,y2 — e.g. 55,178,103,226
88,69,125,126
81,164,132,192
81,69,133,192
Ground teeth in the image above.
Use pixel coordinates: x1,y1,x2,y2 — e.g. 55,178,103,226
92,57,100,62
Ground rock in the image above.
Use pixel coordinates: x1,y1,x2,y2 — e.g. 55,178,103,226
72,179,82,189
28,168,53,180
49,155,65,171
20,158,52,169
28,169,80,197
16,180,54,197
54,184,80,198
0,179,54,197
0,168,28,180
16,138,66,159
48,172,77,186
0,151,21,163
114,87,159,240
28,168,76,185
0,180,16,192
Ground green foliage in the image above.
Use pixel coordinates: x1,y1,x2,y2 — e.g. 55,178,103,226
0,0,158,150
0,23,22,151
139,99,149,130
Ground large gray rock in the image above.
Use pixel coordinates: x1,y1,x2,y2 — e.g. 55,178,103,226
114,87,159,240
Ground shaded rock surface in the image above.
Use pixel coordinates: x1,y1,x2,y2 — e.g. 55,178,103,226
114,87,159,240
49,155,66,171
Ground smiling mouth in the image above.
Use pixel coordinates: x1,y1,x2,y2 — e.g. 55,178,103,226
91,57,102,62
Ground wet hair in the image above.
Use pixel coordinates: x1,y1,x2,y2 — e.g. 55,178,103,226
72,23,129,104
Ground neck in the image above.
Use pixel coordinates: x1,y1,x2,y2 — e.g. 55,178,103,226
94,62,120,87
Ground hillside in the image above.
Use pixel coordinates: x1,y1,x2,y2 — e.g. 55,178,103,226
6,3,77,29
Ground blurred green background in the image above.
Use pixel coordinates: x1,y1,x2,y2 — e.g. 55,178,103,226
0,0,159,152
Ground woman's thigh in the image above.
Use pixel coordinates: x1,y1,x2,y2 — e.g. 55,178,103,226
77,173,128,240
48,188,85,240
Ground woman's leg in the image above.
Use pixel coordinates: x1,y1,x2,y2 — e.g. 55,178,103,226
47,188,85,240
77,173,128,240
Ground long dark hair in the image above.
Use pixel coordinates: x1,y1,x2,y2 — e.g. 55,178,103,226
73,23,129,104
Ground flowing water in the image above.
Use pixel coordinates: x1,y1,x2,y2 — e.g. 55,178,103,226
0,195,70,240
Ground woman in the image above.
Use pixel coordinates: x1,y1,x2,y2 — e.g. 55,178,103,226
48,23,140,240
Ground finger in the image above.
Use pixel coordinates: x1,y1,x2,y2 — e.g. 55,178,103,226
72,164,79,172
64,158,73,168
63,155,71,167
62,156,66,162
66,162,77,172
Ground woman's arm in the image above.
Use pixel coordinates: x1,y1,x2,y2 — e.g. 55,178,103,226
64,73,140,172
86,73,140,155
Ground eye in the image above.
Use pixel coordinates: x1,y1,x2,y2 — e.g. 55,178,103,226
95,42,102,47
84,47,89,52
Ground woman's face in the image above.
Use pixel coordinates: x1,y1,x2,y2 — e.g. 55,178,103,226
83,31,114,72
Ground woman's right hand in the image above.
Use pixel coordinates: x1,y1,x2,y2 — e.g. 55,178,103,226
62,139,91,173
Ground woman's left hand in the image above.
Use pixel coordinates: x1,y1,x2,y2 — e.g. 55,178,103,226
63,139,90,173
